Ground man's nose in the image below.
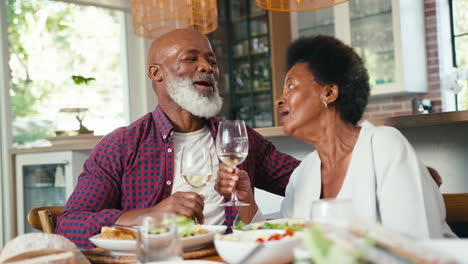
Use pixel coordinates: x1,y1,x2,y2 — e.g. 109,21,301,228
197,59,213,73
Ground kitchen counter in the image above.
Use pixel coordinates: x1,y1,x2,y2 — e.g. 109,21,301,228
9,110,468,153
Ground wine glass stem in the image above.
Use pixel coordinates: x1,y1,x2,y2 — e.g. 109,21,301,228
231,191,239,202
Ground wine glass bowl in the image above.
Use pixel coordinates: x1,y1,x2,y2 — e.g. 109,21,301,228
180,146,214,190
216,120,249,206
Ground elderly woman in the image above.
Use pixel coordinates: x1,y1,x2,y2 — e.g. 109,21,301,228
216,35,454,239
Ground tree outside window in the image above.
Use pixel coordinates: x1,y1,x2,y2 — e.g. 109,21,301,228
449,0,468,110
6,0,127,147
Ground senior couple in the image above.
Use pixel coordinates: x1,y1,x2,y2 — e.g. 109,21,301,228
56,29,454,248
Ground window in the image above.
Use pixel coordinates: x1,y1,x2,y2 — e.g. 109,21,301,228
449,0,468,110
5,0,129,147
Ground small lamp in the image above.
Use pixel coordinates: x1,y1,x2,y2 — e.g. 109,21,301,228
256,0,349,12
131,0,218,39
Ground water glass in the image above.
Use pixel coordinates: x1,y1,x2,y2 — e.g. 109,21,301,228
136,213,182,263
310,199,354,228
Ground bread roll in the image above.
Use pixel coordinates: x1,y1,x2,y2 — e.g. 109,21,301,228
1,249,90,264
0,233,78,263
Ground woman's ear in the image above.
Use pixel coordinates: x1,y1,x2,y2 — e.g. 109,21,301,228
324,84,339,105
148,64,163,82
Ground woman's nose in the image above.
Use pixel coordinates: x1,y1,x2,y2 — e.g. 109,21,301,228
276,97,285,107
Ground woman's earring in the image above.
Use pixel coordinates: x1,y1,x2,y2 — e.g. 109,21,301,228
323,100,328,108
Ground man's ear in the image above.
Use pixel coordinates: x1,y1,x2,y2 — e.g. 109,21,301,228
148,64,163,82
324,84,339,104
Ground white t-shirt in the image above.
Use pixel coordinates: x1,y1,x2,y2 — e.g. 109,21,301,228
172,125,225,225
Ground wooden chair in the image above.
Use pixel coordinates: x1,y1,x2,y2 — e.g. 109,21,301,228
27,206,64,233
443,193,468,237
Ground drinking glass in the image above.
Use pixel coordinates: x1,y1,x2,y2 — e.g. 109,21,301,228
310,199,354,228
216,120,249,206
180,145,214,190
136,213,182,263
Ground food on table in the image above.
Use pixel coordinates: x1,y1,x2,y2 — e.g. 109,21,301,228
0,233,88,264
98,226,136,240
303,221,459,264
255,227,295,243
233,218,307,231
98,216,209,240
175,215,209,237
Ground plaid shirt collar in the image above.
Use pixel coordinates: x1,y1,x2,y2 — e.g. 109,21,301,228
152,105,219,143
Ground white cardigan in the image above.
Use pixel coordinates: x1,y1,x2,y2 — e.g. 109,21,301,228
279,121,455,239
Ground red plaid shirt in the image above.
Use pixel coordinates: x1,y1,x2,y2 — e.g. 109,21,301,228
56,106,300,248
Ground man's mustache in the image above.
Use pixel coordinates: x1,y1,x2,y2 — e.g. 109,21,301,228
192,74,216,83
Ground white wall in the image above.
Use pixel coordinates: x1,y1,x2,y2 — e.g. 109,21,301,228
255,124,468,215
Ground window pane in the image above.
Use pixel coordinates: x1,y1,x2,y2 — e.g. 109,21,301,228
297,7,335,37
6,0,127,147
455,34,468,110
350,0,394,85
453,0,468,35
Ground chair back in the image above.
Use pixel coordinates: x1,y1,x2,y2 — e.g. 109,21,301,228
27,206,64,233
443,193,468,237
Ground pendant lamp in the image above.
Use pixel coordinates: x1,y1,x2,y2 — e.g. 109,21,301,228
131,0,218,39
256,0,349,12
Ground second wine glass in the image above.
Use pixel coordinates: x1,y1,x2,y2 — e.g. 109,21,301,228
180,146,214,190
216,120,249,206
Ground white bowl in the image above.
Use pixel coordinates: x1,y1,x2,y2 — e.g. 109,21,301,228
214,230,302,264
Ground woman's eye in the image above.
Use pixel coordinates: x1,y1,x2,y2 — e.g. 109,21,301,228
209,60,217,65
184,57,196,62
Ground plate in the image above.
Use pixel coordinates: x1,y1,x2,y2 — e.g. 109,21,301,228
233,218,310,233
89,225,227,256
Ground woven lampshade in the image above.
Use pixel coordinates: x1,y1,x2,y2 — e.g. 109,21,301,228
256,0,349,12
131,0,218,39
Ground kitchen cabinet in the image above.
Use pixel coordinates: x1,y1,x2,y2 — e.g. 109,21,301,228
209,0,291,127
15,150,90,234
292,0,427,96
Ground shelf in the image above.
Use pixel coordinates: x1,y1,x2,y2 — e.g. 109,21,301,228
231,11,267,23
10,135,102,154
254,111,468,137
233,51,269,60
234,87,271,95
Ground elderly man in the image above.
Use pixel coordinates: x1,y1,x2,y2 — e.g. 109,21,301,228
55,29,299,248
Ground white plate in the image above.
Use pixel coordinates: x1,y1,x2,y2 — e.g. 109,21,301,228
89,225,227,256
157,261,222,264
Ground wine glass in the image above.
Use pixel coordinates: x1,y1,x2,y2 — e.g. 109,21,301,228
216,120,249,206
180,145,214,190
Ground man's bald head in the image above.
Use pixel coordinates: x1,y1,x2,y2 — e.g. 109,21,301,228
146,28,222,118
148,28,210,67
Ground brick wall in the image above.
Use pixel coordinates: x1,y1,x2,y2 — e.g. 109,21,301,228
362,0,441,120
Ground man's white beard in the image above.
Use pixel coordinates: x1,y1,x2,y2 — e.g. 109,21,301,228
166,76,223,118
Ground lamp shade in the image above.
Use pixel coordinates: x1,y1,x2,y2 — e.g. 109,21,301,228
256,0,349,12
131,0,218,39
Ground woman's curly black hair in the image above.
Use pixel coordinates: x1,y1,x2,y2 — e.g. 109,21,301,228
287,35,370,125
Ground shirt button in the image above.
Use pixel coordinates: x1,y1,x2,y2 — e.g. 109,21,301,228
166,180,172,185
163,135,167,139
168,148,172,153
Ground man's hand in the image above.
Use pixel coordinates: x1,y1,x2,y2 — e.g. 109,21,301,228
151,192,205,223
215,163,259,223
115,192,205,226
215,163,254,203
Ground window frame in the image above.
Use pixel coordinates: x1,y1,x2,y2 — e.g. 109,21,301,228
0,0,153,244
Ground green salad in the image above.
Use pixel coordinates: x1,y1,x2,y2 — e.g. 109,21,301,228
148,216,207,237
233,220,305,231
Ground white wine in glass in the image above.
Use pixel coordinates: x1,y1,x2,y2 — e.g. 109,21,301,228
180,146,214,190
216,120,249,207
